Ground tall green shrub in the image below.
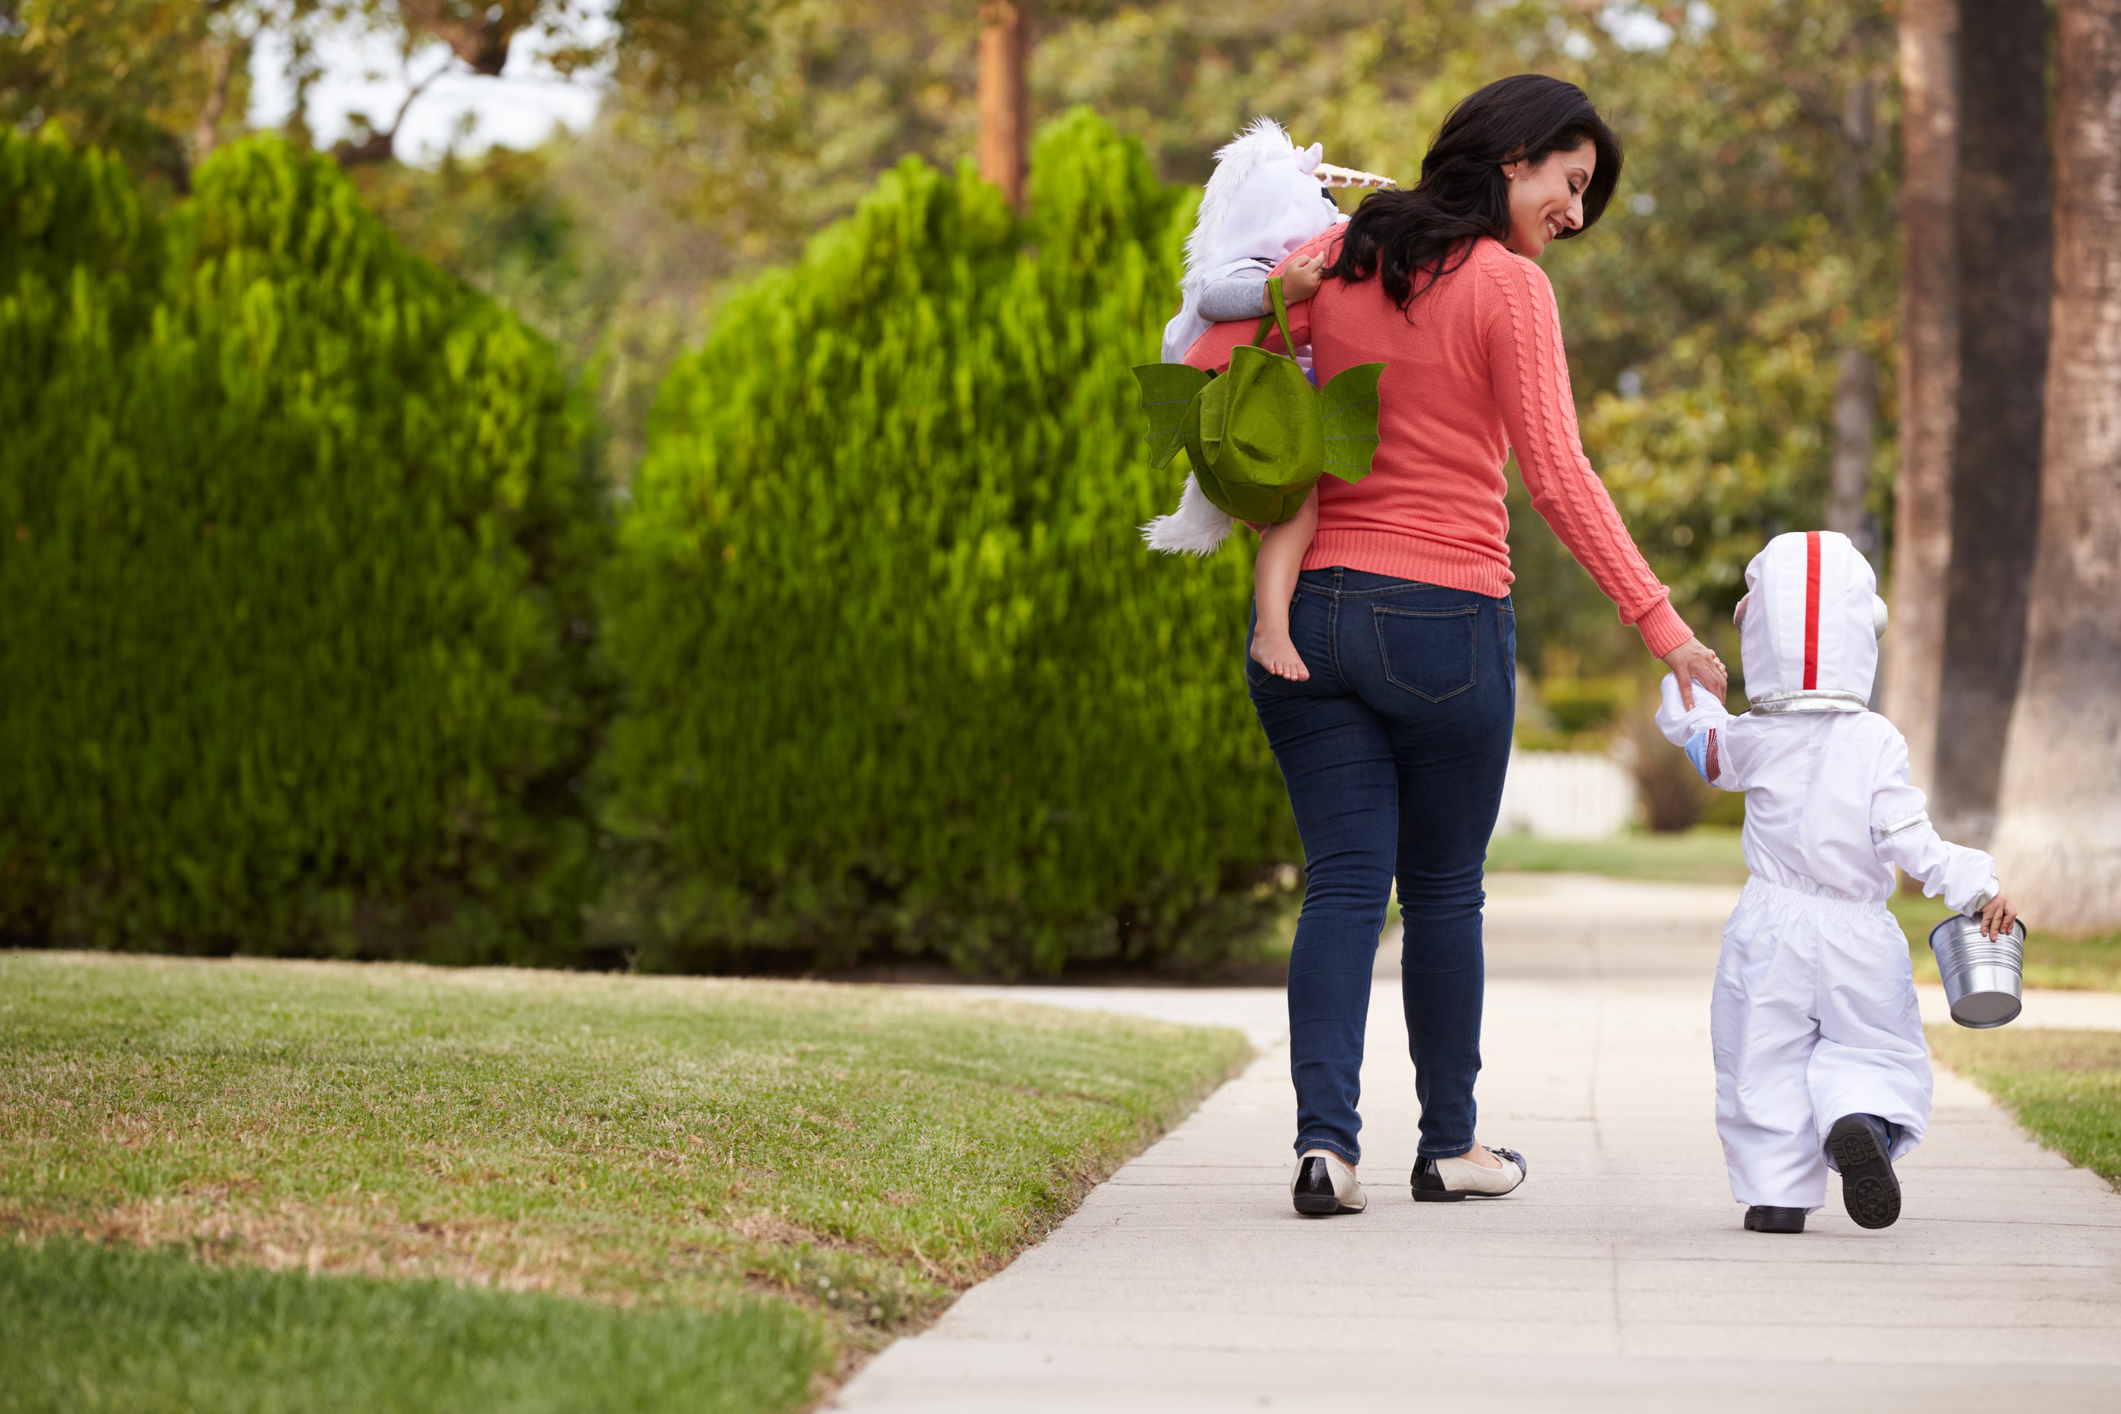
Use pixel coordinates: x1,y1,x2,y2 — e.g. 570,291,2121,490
0,130,605,962
601,110,1298,976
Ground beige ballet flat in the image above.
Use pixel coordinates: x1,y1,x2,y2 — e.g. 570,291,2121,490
1411,1146,1527,1202
1291,1149,1366,1216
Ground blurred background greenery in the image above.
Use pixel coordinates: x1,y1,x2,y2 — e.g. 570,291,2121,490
2,0,1904,973
389,0,1898,681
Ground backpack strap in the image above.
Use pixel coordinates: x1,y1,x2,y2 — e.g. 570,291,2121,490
1250,277,1295,355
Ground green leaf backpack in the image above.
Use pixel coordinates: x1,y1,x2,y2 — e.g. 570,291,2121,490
1134,277,1386,532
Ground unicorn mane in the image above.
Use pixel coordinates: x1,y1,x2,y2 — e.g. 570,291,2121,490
1181,116,1298,295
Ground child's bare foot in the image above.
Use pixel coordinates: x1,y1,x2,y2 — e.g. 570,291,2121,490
1250,629,1310,681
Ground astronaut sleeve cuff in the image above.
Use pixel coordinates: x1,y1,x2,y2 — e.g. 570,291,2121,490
1655,672,1729,746
1962,876,2001,917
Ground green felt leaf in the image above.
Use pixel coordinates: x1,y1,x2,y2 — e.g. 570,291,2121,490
1318,362,1386,483
1131,364,1213,469
1181,347,1323,524
1132,302,1388,525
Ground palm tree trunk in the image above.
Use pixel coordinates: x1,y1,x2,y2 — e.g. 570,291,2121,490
1884,0,1957,795
1991,0,2121,933
1932,0,2050,845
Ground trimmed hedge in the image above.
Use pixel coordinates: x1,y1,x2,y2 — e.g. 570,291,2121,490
599,110,1299,975
0,131,605,962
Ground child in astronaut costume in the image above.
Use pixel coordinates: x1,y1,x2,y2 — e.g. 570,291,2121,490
1143,118,1391,684
1655,530,2017,1234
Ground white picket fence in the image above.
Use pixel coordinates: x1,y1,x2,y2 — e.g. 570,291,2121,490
1495,747,1638,841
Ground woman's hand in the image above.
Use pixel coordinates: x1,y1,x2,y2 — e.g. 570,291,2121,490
1660,637,1728,710
1277,252,1328,305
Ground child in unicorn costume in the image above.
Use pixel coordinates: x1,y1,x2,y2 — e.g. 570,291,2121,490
1143,118,1392,684
1654,530,2017,1234
1157,119,1347,373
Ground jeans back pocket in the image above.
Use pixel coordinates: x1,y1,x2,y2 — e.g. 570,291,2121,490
1371,603,1479,702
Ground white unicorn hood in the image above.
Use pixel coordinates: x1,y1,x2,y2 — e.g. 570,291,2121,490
1734,530,1889,712
1159,117,1346,365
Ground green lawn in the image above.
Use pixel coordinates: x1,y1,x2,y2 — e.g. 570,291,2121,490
1927,1027,2121,1186
0,953,1250,1411
1484,827,1748,886
1,1237,819,1414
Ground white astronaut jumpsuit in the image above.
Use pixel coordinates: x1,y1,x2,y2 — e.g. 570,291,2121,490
1655,531,2001,1212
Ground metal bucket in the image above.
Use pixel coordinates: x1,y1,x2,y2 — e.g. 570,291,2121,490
1928,914,2026,1029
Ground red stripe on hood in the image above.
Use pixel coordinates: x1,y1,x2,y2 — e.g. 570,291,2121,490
1803,531,1821,690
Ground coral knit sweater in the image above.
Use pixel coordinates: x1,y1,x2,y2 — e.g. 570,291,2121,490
1184,231,1691,658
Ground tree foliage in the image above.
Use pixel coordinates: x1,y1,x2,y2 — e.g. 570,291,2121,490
598,110,1297,975
0,0,257,188
0,128,605,960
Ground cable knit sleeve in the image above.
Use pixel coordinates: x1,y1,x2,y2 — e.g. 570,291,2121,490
1482,254,1691,658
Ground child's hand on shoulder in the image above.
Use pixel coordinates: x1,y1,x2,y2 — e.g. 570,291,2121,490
1279,252,1328,304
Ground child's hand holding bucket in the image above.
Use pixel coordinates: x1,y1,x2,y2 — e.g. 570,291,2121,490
1980,891,2018,939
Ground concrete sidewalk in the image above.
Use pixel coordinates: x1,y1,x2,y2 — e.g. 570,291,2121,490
832,874,2121,1413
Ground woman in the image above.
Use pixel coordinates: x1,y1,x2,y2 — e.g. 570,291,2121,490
1182,74,1727,1215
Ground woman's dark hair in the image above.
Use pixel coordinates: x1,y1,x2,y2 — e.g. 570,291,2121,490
1325,74,1621,308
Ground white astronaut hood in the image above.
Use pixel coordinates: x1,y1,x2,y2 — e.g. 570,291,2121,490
1158,117,1347,365
1734,530,1888,712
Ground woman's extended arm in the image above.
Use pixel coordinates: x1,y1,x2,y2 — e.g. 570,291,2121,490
1482,255,1726,703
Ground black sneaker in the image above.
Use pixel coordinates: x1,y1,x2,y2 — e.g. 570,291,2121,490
1828,1113,1902,1229
1744,1205,1806,1233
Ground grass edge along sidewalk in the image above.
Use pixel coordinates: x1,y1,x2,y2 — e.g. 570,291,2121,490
1927,1027,2121,1188
0,953,1252,1412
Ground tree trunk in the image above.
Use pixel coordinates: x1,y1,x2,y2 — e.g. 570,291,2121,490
1933,0,2050,845
977,1,1028,210
1990,0,2121,933
192,36,250,164
1826,344,1877,552
1827,69,1880,574
1884,0,1958,797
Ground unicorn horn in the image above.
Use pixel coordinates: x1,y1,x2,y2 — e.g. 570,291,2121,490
1315,162,1396,189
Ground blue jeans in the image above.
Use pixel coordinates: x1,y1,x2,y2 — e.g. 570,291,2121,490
1248,567,1517,1167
